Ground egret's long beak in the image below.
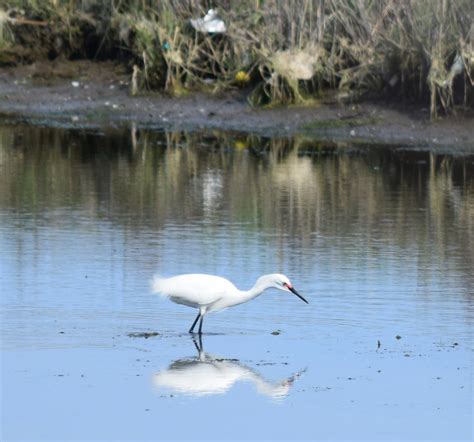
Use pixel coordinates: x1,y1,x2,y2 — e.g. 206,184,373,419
288,285,309,304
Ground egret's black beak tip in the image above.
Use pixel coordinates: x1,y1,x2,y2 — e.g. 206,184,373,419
288,286,309,304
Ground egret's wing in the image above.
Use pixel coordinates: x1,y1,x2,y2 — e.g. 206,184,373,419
152,274,236,306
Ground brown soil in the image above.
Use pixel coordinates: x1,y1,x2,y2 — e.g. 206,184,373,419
0,60,473,153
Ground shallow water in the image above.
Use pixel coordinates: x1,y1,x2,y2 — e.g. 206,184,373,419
1,126,473,441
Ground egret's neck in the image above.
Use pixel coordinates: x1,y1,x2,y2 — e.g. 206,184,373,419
231,279,272,307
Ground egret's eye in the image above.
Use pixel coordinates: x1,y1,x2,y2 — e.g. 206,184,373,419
282,282,288,287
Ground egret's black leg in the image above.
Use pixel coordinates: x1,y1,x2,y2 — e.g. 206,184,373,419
198,315,204,335
189,312,201,334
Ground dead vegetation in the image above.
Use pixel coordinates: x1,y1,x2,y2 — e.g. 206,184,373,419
1,0,473,116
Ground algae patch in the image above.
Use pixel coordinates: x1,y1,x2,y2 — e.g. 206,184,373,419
128,332,160,339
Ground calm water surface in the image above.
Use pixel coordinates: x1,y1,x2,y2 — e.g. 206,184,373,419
1,126,473,441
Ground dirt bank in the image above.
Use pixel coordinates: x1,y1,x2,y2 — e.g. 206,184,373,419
0,60,473,153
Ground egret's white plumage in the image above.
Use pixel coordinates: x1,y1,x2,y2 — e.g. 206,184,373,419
152,273,308,334
153,274,237,310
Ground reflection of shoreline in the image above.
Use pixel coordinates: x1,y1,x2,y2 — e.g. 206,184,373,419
152,337,306,399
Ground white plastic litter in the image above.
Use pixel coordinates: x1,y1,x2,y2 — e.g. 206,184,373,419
444,54,464,86
271,47,321,80
190,9,226,34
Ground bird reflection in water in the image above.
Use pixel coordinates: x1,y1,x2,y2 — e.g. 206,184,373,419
153,336,305,399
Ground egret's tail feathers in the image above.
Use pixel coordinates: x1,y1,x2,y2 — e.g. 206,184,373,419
151,274,170,297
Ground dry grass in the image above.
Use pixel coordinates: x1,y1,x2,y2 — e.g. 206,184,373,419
1,0,473,116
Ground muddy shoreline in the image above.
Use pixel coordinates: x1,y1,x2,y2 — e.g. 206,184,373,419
1,61,473,154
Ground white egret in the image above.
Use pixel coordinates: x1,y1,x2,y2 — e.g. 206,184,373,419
152,273,308,334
